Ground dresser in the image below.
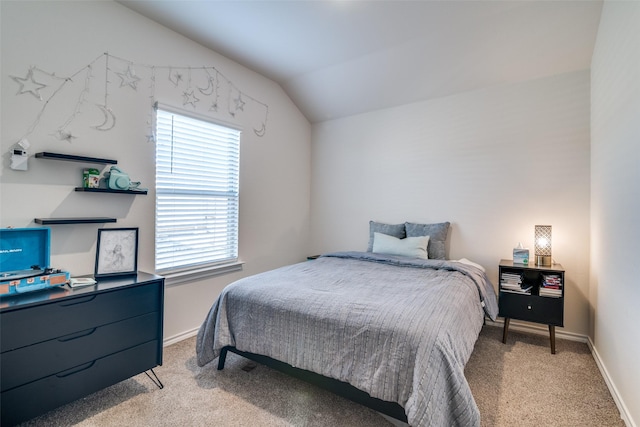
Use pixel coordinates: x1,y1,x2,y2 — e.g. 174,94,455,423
0,272,164,426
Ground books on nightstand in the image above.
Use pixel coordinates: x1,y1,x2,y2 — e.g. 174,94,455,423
500,272,532,295
539,273,562,297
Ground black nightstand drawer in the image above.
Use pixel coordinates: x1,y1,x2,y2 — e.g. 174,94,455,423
0,311,160,392
499,293,563,326
1,283,160,351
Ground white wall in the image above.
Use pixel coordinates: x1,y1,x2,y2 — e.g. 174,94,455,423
0,1,311,341
311,70,591,336
591,1,640,426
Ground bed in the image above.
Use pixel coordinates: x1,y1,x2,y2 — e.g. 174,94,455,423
196,248,498,426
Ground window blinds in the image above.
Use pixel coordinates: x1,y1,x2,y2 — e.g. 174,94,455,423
155,108,240,272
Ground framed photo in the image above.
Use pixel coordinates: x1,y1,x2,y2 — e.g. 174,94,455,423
95,228,139,278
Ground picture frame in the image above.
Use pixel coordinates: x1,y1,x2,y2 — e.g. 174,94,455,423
94,227,139,278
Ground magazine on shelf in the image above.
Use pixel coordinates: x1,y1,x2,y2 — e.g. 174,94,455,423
500,280,532,294
500,286,533,295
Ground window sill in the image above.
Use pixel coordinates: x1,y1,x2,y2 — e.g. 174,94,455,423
161,261,244,287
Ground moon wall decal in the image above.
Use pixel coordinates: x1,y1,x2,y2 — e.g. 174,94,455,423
253,123,266,137
197,77,215,96
93,104,116,131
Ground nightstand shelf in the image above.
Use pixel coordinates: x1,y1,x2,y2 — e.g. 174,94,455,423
498,259,565,354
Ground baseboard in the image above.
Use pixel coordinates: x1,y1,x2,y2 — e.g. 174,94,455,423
163,327,199,347
485,319,588,343
587,338,635,427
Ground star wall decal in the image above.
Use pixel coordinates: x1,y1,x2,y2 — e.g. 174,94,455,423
11,68,47,100
116,66,141,90
9,54,271,149
182,88,199,108
52,129,77,143
234,94,245,112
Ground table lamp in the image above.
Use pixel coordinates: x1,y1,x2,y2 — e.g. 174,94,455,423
535,225,552,266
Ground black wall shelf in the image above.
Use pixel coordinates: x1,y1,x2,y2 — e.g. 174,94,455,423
33,152,142,224
74,187,147,195
35,217,117,225
35,152,117,164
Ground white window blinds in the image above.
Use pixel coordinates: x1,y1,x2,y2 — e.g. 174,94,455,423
155,107,240,273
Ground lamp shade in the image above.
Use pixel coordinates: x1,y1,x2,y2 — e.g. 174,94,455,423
534,225,552,266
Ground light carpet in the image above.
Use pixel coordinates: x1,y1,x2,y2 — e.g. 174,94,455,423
19,325,624,426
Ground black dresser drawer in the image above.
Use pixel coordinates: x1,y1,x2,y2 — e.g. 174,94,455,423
0,311,160,392
499,293,564,326
1,282,161,351
0,340,159,426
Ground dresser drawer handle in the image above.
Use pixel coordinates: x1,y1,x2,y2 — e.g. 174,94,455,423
527,305,532,310
56,361,96,377
58,327,97,342
59,295,97,307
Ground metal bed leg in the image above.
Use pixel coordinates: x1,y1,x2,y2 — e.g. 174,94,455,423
217,347,228,370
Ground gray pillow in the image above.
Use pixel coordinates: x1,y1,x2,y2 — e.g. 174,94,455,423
367,221,406,252
405,222,450,259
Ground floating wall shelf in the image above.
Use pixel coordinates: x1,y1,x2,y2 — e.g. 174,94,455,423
34,217,117,225
34,151,144,225
35,152,117,164
74,187,148,195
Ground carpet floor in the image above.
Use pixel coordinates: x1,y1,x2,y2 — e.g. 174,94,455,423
19,325,624,426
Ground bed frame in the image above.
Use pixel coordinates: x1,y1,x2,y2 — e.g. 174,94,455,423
217,346,408,423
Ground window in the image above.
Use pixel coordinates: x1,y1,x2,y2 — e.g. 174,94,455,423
155,106,240,277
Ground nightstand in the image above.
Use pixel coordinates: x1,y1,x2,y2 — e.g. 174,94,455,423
498,259,565,354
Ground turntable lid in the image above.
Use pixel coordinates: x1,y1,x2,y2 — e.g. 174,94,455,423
0,228,51,273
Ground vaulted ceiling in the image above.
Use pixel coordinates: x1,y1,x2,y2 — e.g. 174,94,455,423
119,1,603,123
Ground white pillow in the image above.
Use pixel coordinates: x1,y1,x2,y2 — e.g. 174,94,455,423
372,232,430,260
455,258,486,272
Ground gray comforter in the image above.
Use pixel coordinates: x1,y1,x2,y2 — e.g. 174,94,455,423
196,251,498,426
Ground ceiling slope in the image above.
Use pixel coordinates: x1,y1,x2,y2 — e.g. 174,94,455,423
119,0,603,123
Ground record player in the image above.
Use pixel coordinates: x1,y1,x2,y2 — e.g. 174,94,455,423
0,228,70,296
